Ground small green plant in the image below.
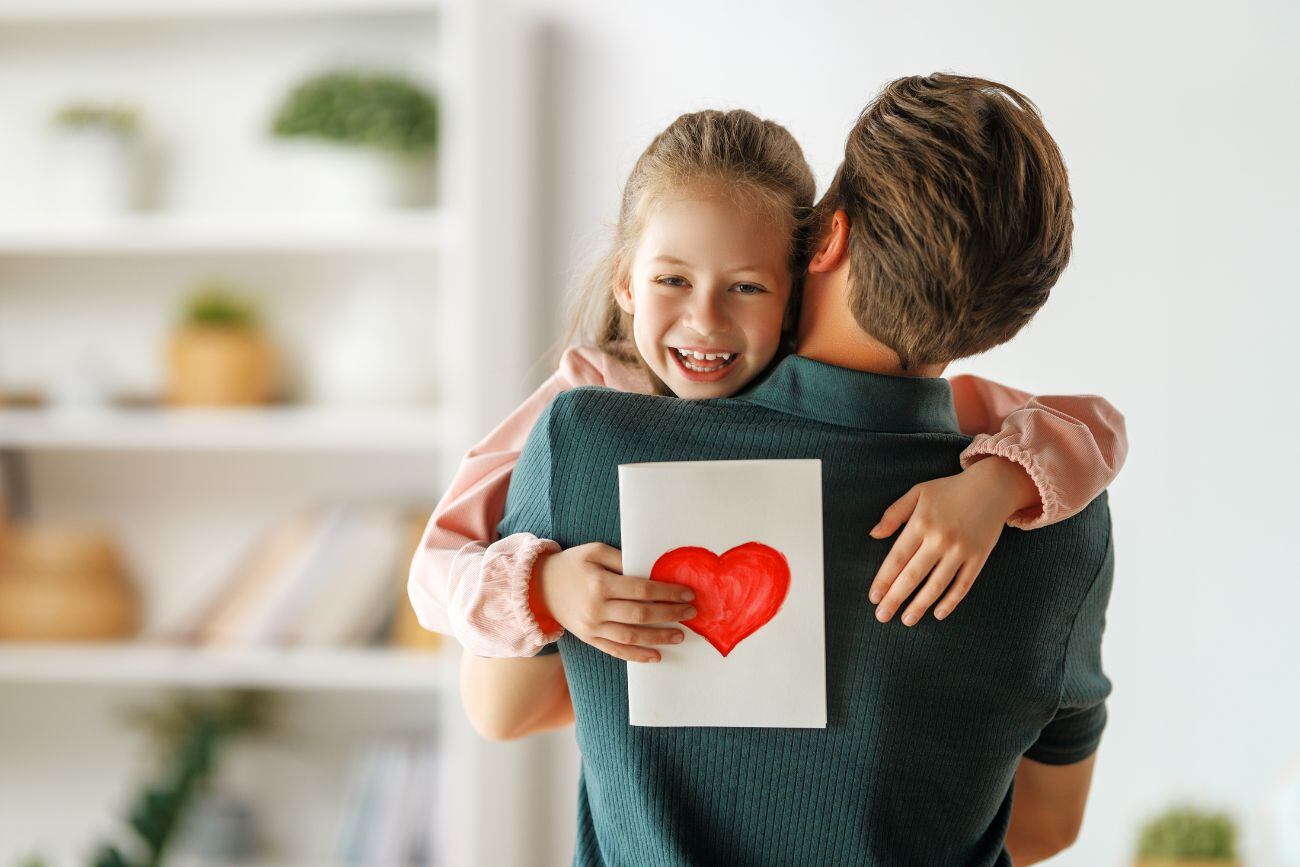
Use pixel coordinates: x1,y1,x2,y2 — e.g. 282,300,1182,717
182,283,259,329
271,71,438,155
93,691,270,867
1136,805,1238,861
52,102,139,137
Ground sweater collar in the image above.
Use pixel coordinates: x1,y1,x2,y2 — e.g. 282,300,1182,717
737,355,961,435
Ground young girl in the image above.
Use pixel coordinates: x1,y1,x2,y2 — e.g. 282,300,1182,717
409,109,1127,667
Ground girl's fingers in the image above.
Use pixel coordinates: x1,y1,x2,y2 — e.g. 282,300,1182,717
589,636,661,664
934,555,987,620
605,571,696,604
899,551,963,627
875,540,942,623
869,526,924,604
870,485,921,539
594,621,687,650
585,544,623,574
604,599,697,625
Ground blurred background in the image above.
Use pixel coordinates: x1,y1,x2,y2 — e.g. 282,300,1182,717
0,1,1295,866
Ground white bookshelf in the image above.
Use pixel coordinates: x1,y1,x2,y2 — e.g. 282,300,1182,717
0,0,449,22
0,210,465,255
0,406,460,451
0,1,553,866
0,642,455,693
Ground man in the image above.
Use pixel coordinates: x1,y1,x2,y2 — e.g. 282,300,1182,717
464,74,1113,866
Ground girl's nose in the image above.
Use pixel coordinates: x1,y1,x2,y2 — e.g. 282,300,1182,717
685,290,729,336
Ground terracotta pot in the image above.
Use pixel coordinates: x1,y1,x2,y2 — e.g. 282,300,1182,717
167,325,275,406
0,526,139,641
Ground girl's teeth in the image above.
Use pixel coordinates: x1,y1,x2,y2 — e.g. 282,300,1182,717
676,349,732,362
674,348,737,373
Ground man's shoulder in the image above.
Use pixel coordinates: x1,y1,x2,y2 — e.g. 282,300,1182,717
534,387,788,472
998,488,1113,603
544,386,754,433
542,385,653,436
549,383,666,413
1032,489,1111,553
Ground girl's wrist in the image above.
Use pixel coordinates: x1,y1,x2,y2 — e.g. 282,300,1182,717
967,454,1041,517
527,554,563,636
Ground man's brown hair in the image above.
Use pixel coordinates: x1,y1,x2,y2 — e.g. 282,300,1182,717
819,73,1073,369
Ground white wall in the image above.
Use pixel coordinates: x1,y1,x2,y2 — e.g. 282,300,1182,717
514,1,1300,864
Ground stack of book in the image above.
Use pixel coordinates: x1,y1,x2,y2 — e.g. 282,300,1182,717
182,502,430,648
336,737,440,866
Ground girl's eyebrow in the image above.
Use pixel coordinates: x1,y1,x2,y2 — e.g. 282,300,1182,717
649,254,775,275
648,254,693,267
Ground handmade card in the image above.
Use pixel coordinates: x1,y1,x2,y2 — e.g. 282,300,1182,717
618,459,825,728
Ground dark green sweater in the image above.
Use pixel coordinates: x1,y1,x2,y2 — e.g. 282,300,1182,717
500,356,1113,867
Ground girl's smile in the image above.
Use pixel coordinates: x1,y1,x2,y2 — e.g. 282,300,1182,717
669,346,741,381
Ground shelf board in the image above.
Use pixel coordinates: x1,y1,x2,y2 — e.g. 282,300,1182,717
0,0,449,23
0,405,457,452
0,210,462,256
0,642,455,693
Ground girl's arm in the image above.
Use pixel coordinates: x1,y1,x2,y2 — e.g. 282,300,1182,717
459,651,574,741
868,376,1127,626
949,374,1128,529
407,347,651,658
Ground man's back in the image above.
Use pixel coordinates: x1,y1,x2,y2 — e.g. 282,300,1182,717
500,356,1113,867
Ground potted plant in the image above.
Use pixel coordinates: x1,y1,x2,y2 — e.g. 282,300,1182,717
1135,806,1240,867
269,70,438,210
167,283,277,406
303,275,433,406
93,692,270,867
47,101,142,216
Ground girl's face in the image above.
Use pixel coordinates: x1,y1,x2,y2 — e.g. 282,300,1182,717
617,194,793,400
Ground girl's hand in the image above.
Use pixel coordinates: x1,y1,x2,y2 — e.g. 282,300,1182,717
533,543,698,663
866,457,1040,626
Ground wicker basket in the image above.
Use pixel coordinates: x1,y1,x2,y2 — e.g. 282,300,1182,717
0,526,139,641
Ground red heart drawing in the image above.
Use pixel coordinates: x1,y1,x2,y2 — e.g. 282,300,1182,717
650,541,790,657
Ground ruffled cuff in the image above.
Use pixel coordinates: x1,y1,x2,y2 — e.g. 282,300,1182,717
959,433,1064,531
450,534,563,658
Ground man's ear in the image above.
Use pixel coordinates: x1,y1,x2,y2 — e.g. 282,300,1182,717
807,209,851,274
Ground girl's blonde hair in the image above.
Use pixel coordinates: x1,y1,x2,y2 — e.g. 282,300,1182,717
564,109,817,375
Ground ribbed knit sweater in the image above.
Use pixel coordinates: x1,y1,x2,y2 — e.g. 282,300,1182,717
499,356,1114,867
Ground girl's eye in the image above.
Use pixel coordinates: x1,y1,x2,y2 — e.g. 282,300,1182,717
655,276,688,287
732,283,767,295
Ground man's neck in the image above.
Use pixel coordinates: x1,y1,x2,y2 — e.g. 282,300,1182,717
797,296,948,380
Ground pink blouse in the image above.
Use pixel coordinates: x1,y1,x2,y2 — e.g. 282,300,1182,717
408,346,1128,657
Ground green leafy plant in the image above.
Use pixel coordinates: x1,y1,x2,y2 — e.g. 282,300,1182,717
93,691,270,867
271,71,438,155
52,103,139,137
1136,805,1238,860
182,283,259,329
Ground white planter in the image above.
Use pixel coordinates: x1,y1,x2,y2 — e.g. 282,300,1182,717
45,129,142,218
272,140,435,213
304,278,432,406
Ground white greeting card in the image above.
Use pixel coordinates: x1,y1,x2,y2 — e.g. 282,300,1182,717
618,459,825,728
